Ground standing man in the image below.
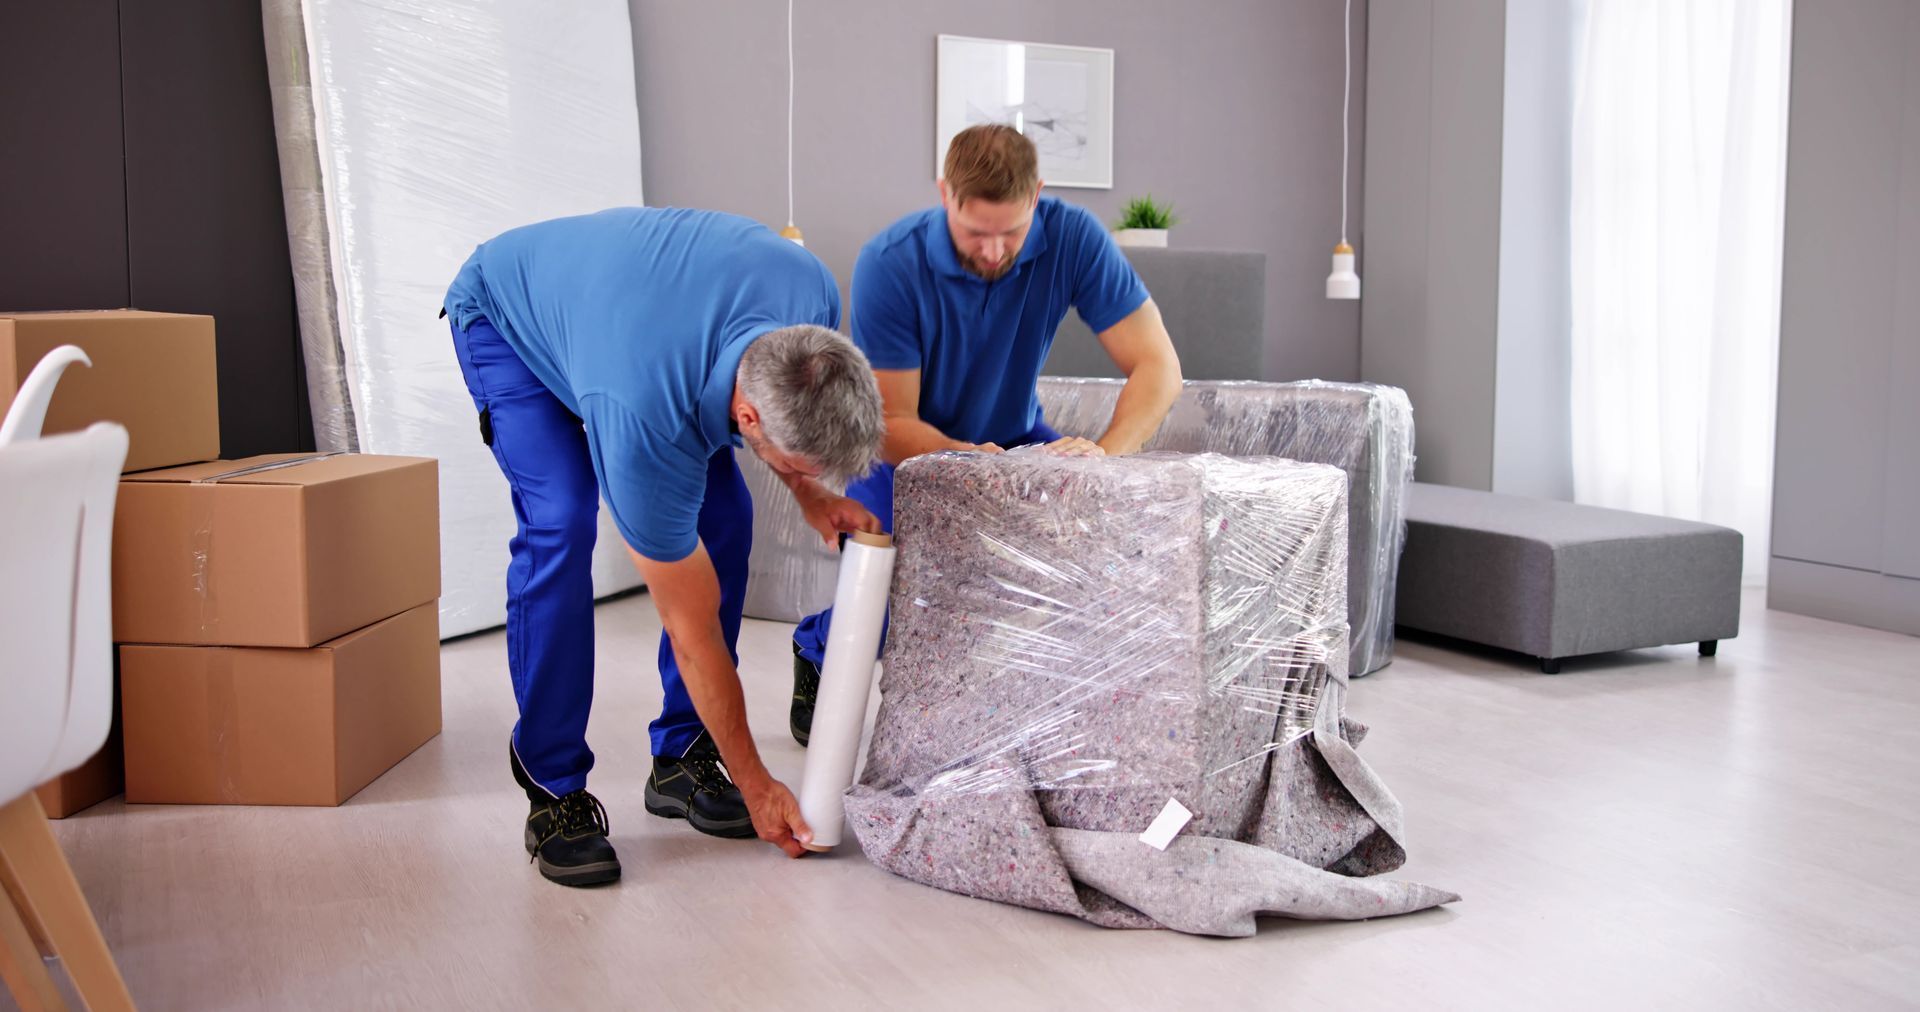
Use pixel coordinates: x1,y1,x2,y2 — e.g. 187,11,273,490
444,207,886,887
789,124,1184,743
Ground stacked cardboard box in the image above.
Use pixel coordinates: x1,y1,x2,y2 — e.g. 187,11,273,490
5,310,220,816
4,310,443,813
1,310,220,473
114,453,444,806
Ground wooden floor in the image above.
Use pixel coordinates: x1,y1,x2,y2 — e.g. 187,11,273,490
24,590,1920,1010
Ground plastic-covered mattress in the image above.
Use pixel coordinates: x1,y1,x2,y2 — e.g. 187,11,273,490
262,0,648,635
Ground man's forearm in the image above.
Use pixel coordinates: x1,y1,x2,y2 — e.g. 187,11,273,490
1097,358,1182,454
883,415,968,465
661,613,771,790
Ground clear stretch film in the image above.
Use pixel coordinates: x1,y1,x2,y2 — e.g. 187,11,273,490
266,0,647,636
798,531,896,851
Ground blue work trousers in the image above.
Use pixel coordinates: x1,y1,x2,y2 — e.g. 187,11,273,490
451,317,747,795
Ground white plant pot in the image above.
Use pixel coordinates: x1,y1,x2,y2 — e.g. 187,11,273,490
1113,228,1168,248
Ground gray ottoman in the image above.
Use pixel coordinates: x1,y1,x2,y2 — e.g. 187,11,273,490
1396,483,1742,673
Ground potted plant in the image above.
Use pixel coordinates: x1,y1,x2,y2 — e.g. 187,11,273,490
1113,195,1177,248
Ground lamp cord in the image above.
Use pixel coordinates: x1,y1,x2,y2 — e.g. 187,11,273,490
787,0,796,229
1341,0,1351,245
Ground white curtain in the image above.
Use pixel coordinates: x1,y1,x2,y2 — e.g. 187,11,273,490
1570,0,1793,584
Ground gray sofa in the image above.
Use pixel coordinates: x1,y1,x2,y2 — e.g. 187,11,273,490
1395,483,1743,672
1042,248,1266,381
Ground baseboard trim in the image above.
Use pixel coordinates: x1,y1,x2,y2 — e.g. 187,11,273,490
1768,558,1920,637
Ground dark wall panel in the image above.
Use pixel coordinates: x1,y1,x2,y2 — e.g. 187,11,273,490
0,1,131,311
120,0,312,455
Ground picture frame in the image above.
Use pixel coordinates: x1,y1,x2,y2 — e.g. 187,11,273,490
935,34,1115,190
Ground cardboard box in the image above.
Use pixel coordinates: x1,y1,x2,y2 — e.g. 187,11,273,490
113,453,440,647
35,669,125,819
36,730,123,820
0,310,220,473
121,602,443,807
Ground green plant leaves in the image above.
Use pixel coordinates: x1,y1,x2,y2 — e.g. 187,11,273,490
1116,194,1178,230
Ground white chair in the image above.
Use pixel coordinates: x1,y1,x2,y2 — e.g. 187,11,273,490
2,347,118,790
0,346,135,1010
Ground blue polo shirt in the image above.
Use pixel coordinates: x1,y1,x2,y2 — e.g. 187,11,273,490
851,196,1149,446
443,207,841,562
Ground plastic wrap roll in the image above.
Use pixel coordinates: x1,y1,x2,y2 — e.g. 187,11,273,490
798,531,896,851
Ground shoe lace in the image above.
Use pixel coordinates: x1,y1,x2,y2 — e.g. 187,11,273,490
795,663,820,700
534,789,610,856
679,755,735,796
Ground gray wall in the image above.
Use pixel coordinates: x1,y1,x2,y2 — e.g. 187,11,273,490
1358,0,1506,488
1769,0,1920,636
628,0,1366,383
1491,0,1579,501
1361,0,1587,498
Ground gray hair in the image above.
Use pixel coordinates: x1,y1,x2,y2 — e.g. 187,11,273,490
738,324,884,484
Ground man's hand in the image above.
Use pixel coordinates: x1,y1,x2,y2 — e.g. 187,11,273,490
774,468,881,547
630,543,810,860
1041,436,1105,457
955,441,1004,454
797,490,882,547
739,775,814,858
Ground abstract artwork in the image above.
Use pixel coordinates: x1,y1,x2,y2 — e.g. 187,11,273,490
936,35,1114,189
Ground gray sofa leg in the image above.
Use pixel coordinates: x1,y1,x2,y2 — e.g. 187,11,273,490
1539,657,1562,674
1700,640,1718,657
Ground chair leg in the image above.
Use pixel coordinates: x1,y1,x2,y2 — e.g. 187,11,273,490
1539,657,1562,674
0,882,66,1011
1700,640,1718,657
0,794,132,1012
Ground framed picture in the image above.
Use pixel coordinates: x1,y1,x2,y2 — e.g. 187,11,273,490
935,34,1114,190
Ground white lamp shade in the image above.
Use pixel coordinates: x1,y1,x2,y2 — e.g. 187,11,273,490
1326,250,1360,300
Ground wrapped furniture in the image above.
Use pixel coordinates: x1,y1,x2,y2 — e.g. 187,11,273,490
1037,378,1414,676
842,450,1455,936
740,379,1415,677
742,453,840,626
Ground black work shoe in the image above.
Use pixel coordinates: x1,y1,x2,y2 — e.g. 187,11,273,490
510,743,621,887
645,732,756,839
791,643,820,747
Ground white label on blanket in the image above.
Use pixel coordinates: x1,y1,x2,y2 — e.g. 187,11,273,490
1139,798,1193,851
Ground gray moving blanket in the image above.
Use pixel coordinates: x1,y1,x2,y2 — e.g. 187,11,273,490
844,451,1455,936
